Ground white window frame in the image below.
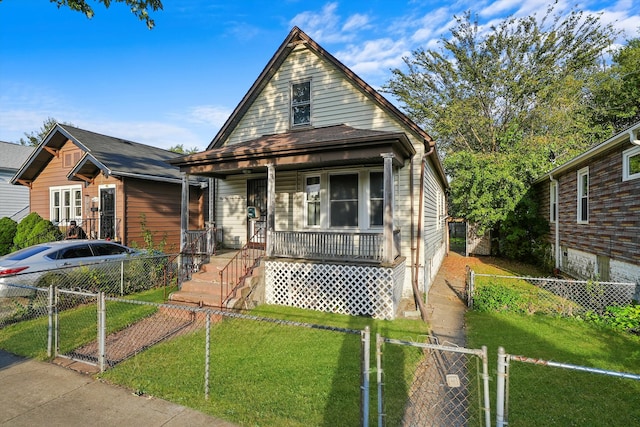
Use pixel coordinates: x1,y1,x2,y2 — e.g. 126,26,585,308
304,175,321,228
50,185,83,225
550,180,557,221
368,171,384,228
623,145,640,181
302,169,384,230
290,80,311,128
577,167,589,223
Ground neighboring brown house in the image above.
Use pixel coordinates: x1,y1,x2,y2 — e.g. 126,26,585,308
11,124,207,251
533,121,640,284
169,27,449,319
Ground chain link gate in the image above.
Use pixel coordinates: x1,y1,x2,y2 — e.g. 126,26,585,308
54,288,99,365
376,335,491,427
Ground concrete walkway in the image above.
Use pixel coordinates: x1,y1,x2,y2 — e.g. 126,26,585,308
425,251,469,347
0,350,237,427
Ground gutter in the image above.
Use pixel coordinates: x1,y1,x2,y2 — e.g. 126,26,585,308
550,175,560,270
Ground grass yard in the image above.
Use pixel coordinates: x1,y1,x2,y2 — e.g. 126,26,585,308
465,257,640,426
100,304,429,427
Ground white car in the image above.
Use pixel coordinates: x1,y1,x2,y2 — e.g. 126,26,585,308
0,240,138,297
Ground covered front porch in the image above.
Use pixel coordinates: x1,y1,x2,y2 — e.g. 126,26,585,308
171,125,415,319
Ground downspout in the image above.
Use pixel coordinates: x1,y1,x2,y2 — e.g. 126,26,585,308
413,144,435,321
550,175,560,271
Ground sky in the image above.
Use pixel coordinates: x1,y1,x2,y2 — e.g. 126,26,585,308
1,0,638,152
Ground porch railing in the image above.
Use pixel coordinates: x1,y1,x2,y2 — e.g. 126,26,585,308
270,230,400,263
219,228,266,306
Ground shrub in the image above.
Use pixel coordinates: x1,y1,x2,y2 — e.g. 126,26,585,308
13,212,62,249
0,217,18,255
473,282,528,313
583,303,640,334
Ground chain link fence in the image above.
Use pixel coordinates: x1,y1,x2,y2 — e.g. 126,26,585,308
466,268,638,316
496,347,640,426
377,335,491,426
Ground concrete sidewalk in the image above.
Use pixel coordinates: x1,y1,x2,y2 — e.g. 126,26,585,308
425,252,469,347
0,350,237,427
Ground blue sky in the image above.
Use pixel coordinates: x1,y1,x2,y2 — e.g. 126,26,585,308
1,0,638,151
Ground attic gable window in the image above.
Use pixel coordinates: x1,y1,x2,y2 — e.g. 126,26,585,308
291,81,311,127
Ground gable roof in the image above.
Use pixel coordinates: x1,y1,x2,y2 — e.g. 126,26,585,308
208,26,435,151
0,141,34,171
535,121,640,183
11,124,189,186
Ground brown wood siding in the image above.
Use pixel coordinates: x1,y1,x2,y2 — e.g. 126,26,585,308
539,143,640,265
124,178,201,252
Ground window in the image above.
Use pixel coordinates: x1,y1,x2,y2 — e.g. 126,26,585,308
291,81,311,127
623,146,640,181
369,172,383,227
305,176,321,227
50,185,82,224
330,173,359,227
550,181,557,221
577,167,588,223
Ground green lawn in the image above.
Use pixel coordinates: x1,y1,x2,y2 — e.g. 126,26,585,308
100,305,429,426
465,258,640,426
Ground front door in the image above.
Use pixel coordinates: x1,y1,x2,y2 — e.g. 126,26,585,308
247,178,267,245
99,187,116,240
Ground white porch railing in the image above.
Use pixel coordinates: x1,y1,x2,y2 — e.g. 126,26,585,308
270,230,400,263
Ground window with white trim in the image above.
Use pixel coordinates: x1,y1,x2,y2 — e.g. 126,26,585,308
303,170,384,229
305,176,321,227
577,167,588,223
369,172,384,227
550,180,557,221
330,173,359,227
623,146,640,181
50,185,83,224
291,81,311,127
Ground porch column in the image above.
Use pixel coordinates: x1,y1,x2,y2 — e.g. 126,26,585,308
266,164,275,257
180,173,189,253
382,153,395,263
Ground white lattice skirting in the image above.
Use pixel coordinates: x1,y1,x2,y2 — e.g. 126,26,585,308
265,259,406,320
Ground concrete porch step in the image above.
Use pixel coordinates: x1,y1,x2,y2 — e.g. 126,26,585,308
169,290,224,308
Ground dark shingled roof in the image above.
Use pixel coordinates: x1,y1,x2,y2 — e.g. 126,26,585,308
12,124,188,185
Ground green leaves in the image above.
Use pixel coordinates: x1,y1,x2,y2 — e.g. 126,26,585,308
50,0,163,29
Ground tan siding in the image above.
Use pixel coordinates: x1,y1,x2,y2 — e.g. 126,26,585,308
225,45,426,148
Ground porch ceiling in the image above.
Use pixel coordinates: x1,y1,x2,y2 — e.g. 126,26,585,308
168,124,415,178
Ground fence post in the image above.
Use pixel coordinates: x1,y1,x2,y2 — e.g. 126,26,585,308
376,333,384,427
47,284,54,358
634,281,640,303
361,326,370,427
120,260,125,296
467,268,475,308
98,292,106,373
481,345,491,427
496,347,507,427
204,311,210,400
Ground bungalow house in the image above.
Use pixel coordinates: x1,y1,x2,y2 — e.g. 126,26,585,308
0,141,33,221
169,27,449,319
534,121,640,285
11,124,208,251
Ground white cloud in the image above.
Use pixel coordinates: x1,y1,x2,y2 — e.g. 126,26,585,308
290,2,372,44
185,105,232,128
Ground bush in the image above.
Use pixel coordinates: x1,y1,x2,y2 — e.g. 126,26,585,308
473,283,528,313
13,212,62,249
0,217,18,255
583,303,640,334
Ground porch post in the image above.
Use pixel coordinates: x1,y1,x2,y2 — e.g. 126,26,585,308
382,153,395,263
180,173,189,253
266,164,275,257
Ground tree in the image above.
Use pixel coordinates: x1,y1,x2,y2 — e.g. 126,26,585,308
19,117,58,146
0,217,18,255
49,0,163,29
586,38,640,132
168,144,199,155
384,4,618,259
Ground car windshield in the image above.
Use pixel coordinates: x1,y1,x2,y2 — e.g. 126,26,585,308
1,245,51,261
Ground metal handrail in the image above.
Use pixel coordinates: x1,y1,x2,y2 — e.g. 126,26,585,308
218,228,265,307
